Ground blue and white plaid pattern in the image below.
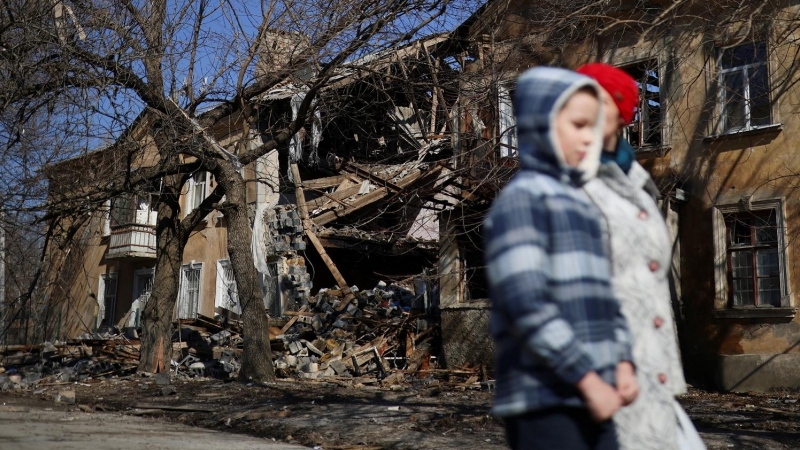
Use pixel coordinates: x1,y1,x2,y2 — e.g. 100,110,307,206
484,67,633,418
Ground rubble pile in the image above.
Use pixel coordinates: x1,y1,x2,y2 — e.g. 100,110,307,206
0,336,140,391
273,280,435,382
0,281,481,391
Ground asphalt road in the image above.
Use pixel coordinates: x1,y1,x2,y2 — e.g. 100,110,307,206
0,403,309,450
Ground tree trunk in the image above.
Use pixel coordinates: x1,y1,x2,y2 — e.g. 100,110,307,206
216,164,275,382
138,177,184,374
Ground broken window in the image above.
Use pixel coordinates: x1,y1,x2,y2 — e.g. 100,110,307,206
621,60,662,149
108,181,160,228
718,42,771,133
724,209,782,307
177,263,202,319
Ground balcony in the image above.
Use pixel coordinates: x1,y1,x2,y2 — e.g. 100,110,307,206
106,224,157,259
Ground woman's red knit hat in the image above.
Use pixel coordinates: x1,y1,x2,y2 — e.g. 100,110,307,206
576,63,639,124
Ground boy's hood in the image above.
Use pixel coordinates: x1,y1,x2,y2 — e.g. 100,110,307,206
513,67,605,185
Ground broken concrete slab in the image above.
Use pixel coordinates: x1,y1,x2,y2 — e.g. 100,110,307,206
55,390,76,404
154,373,171,386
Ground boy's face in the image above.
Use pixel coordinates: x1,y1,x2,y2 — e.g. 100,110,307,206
555,90,599,167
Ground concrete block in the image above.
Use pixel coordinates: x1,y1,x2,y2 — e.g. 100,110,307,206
154,373,171,386
161,386,177,396
55,390,76,404
329,360,348,375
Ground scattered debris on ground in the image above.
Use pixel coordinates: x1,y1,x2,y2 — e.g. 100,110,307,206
0,281,485,394
2,375,507,450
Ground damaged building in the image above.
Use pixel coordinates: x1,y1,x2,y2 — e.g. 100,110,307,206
28,33,460,360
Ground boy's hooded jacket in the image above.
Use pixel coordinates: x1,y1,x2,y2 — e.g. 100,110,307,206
484,67,633,417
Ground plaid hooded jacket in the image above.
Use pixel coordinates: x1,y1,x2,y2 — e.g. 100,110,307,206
483,67,633,417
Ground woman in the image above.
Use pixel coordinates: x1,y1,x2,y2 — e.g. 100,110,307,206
577,63,704,450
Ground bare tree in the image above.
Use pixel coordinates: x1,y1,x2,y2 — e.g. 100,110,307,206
0,0,472,380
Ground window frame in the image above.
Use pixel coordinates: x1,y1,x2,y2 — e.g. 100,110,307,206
717,41,772,134
185,171,209,216
177,262,203,319
713,198,791,311
724,209,781,307
620,59,664,150
97,272,118,329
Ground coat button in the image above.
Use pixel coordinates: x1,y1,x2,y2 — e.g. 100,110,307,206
649,260,660,272
658,373,667,384
638,210,648,220
654,316,664,329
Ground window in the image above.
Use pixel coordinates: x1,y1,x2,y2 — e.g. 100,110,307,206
215,260,240,314
719,42,771,133
177,263,202,319
497,85,517,157
713,199,790,310
108,183,160,228
109,195,133,227
725,210,781,306
622,60,662,149
97,273,118,329
185,171,209,215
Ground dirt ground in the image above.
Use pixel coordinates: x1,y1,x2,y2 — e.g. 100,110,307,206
6,376,800,449
0,396,306,450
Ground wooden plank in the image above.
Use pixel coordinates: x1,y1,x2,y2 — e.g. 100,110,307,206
310,166,433,226
302,175,347,190
307,185,361,209
342,164,404,193
290,164,310,221
306,228,357,310
291,163,356,307
280,305,309,333
282,310,316,316
132,403,217,412
312,187,388,226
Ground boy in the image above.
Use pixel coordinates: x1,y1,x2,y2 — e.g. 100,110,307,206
483,67,637,450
